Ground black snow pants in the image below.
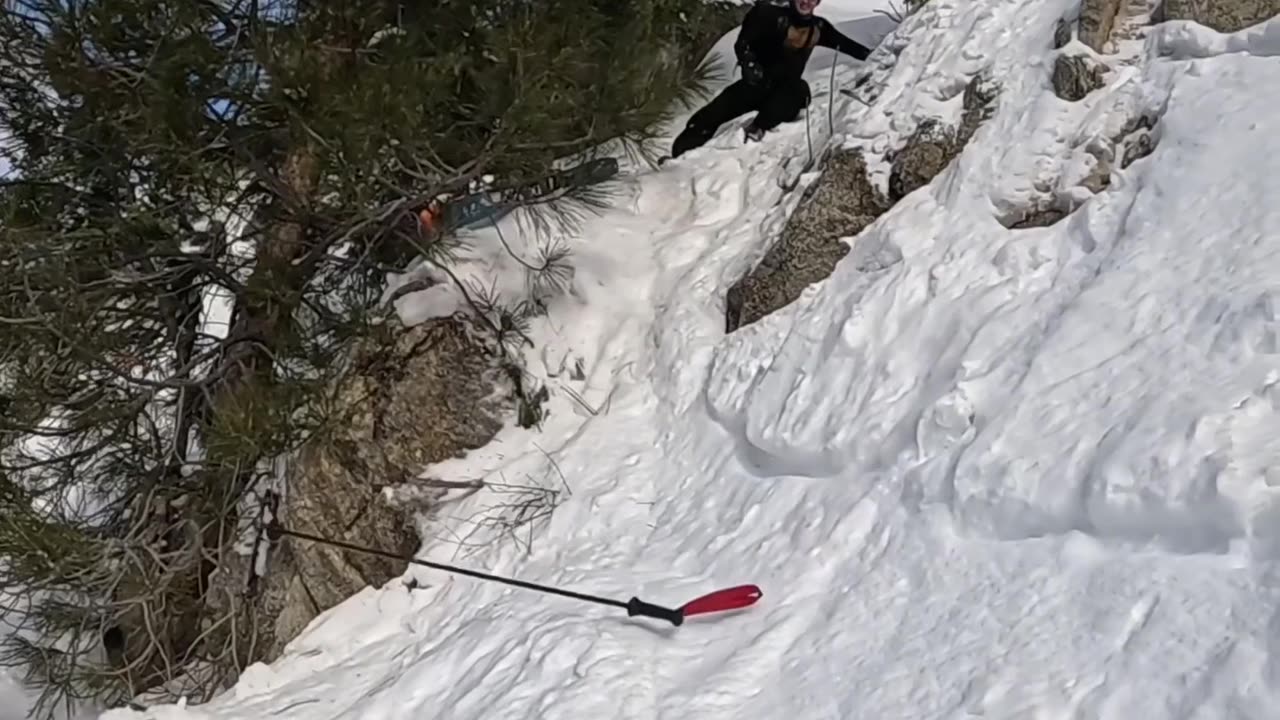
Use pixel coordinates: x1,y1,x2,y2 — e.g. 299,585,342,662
670,77,812,158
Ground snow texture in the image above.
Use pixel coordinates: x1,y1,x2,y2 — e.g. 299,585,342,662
0,672,95,720
99,2,1280,719
1,672,31,720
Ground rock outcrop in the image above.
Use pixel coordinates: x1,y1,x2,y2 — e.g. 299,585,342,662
1078,0,1125,52
725,76,998,332
1052,53,1107,101
1054,17,1074,49
1155,0,1279,33
1001,103,1161,230
888,76,997,201
1117,113,1159,168
204,317,511,666
886,120,953,203
725,149,888,332
1006,207,1070,229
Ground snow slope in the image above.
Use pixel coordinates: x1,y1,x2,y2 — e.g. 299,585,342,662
103,1,1280,718
2,674,34,720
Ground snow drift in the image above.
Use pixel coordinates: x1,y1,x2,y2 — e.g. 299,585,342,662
73,0,1280,718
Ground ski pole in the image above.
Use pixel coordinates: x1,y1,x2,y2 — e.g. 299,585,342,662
271,525,762,626
828,49,838,137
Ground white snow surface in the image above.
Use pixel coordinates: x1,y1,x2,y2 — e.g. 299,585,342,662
1,672,33,720
102,1,1280,719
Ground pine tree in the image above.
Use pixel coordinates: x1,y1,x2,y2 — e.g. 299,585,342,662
0,0,738,715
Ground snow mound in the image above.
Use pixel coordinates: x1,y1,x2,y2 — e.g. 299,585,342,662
1149,14,1280,59
100,3,1280,720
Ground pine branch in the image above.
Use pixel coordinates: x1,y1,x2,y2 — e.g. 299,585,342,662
0,0,745,713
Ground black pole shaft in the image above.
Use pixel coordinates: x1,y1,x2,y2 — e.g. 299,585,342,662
275,526,629,611
827,49,837,137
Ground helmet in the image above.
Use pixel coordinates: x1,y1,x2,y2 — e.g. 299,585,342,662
791,0,821,15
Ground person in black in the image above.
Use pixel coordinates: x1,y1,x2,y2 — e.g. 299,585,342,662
670,0,873,159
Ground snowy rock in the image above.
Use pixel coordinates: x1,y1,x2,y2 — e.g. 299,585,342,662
1156,0,1280,33
205,317,512,664
958,74,1000,141
889,88,988,201
887,120,955,201
338,319,514,478
1122,130,1156,167
890,76,997,202
1053,16,1074,49
1006,206,1070,229
726,75,996,332
726,149,888,332
1115,112,1159,169
1079,0,1125,52
1080,145,1114,193
1052,53,1107,101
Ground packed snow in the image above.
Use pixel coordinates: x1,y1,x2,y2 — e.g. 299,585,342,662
46,0,1280,718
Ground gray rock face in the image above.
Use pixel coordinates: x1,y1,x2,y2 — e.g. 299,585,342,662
205,317,511,666
889,77,996,203
726,76,998,332
1116,113,1159,169
1157,0,1279,33
726,149,888,332
1054,17,1074,49
888,120,955,202
1079,0,1125,52
1123,132,1156,167
1081,145,1114,193
1052,53,1107,101
1006,207,1070,229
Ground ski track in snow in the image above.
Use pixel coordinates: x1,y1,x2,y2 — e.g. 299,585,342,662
101,2,1280,720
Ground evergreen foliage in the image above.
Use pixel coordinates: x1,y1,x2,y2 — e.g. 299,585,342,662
0,0,740,715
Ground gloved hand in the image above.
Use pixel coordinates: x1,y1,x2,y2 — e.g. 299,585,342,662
741,60,766,86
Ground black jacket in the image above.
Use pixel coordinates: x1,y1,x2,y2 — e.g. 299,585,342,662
734,1,872,86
